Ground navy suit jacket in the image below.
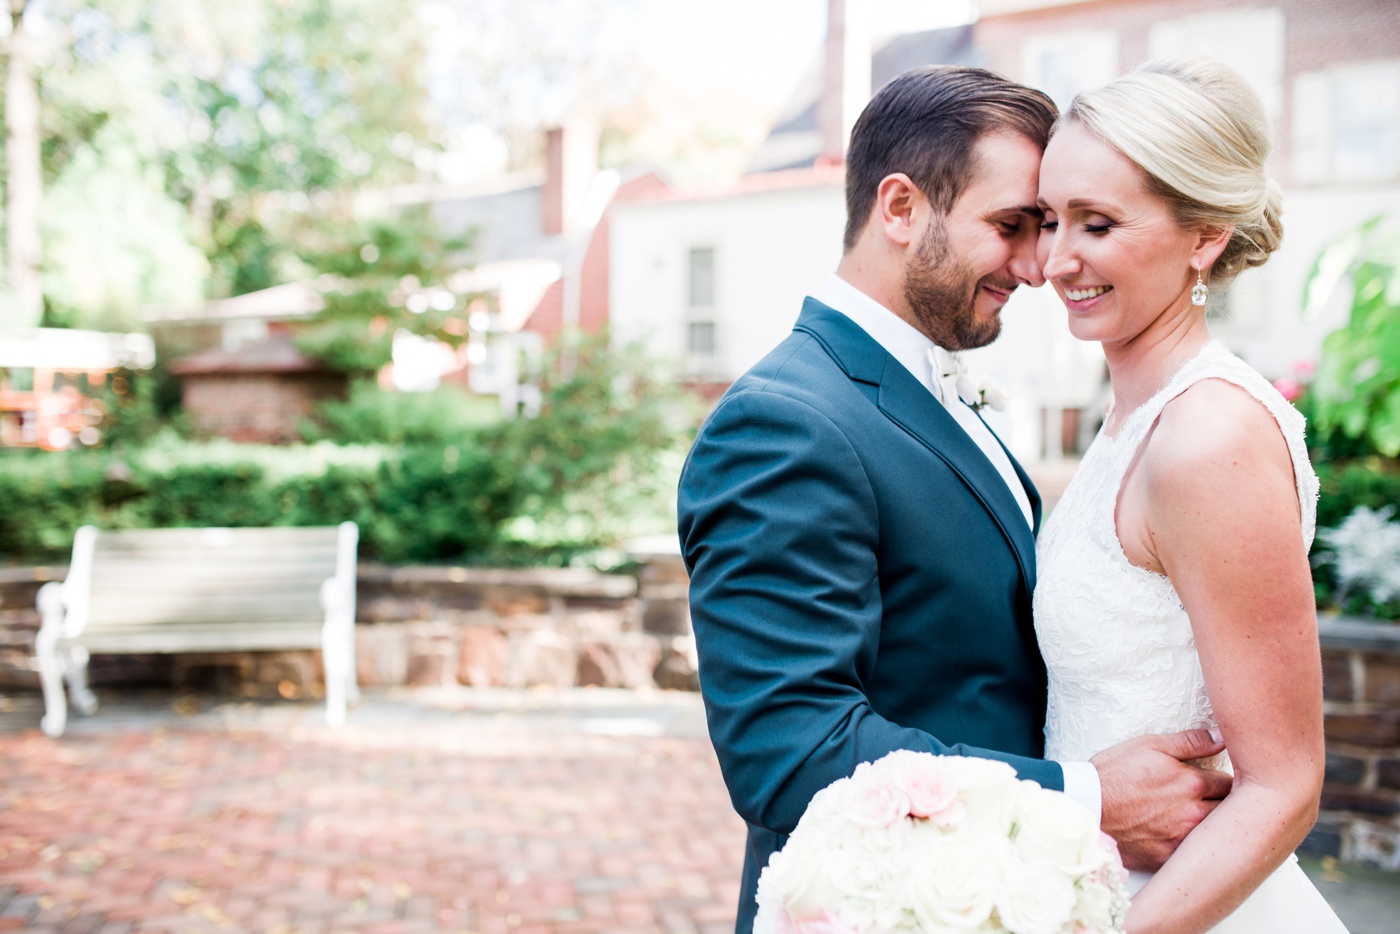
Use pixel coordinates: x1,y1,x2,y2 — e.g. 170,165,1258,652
677,299,1062,932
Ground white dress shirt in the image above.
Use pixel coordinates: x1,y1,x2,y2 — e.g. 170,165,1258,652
810,272,1102,824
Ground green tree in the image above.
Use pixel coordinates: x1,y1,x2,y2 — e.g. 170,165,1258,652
292,208,472,375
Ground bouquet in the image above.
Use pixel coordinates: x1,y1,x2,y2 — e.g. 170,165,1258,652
755,751,1128,934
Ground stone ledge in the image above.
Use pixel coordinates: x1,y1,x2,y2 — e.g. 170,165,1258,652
357,563,637,599
1319,616,1400,653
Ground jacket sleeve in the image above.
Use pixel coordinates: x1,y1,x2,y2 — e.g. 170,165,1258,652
677,388,1062,835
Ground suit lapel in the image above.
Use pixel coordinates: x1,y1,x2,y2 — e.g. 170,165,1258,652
794,299,1038,599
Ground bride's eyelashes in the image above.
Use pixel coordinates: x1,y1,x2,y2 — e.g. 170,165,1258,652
1036,220,1115,234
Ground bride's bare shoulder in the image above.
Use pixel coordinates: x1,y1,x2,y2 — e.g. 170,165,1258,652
1140,377,1296,517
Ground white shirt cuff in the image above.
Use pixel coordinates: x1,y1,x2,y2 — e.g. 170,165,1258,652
1059,760,1103,827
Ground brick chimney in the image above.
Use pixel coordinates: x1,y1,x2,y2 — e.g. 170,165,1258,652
817,0,871,165
541,120,599,237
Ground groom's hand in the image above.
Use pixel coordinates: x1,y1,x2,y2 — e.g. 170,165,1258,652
1091,728,1232,872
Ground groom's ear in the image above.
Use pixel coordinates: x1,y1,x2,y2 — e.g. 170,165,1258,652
874,173,927,249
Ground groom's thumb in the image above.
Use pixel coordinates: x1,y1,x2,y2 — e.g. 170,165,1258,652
1158,726,1227,762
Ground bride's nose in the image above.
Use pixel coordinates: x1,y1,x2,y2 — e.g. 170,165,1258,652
1040,229,1080,282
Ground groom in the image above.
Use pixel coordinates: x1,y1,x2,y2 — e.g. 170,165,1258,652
677,66,1233,932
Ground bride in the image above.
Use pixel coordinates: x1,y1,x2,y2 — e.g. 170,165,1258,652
1033,57,1347,932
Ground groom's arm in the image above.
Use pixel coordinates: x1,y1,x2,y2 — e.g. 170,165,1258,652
678,389,1062,836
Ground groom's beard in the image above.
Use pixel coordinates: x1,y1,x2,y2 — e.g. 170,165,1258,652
903,217,1004,351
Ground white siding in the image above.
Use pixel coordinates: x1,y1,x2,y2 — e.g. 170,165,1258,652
610,182,847,380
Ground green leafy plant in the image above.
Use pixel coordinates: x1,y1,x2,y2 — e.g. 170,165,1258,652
1303,215,1400,457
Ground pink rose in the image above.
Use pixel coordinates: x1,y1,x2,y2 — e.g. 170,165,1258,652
903,768,964,827
1273,377,1302,402
791,911,859,934
847,771,911,828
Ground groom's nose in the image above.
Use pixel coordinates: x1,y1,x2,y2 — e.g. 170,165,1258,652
1009,234,1046,288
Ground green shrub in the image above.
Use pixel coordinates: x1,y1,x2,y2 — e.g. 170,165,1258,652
0,336,698,568
1311,460,1400,616
301,381,500,446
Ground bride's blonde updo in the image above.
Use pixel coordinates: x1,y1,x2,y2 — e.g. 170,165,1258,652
1062,56,1283,284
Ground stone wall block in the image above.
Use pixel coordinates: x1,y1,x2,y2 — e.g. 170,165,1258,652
1324,710,1400,747
1365,657,1400,704
356,624,410,687
1325,752,1368,786
568,609,627,639
505,630,577,688
654,635,700,692
1348,821,1400,871
1322,652,1355,703
576,634,661,689
641,593,692,637
1320,786,1400,817
1299,818,1345,859
1377,758,1400,791
484,588,553,618
404,623,461,688
458,626,509,687
498,612,558,634
357,595,435,625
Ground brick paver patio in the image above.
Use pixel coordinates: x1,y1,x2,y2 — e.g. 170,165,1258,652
0,689,745,934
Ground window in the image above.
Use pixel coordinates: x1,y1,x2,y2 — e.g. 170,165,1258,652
1295,61,1400,184
1022,31,1119,112
1149,10,1285,120
685,246,718,373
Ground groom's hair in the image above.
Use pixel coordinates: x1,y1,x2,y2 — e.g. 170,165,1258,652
843,66,1057,251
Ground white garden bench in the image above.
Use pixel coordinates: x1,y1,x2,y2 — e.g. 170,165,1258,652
34,522,359,737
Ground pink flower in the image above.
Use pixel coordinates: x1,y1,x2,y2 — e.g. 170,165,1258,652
847,770,911,828
791,911,859,934
1273,377,1301,402
1294,360,1317,379
903,768,964,827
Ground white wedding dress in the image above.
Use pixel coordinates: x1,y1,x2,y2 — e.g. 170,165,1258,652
1034,341,1348,932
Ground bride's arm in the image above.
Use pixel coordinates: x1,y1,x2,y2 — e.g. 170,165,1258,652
1121,381,1325,934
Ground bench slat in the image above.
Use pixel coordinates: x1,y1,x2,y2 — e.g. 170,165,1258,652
64,622,326,653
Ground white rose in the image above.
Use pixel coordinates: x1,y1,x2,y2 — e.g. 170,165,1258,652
939,758,1020,838
995,859,1078,934
905,830,1009,930
1012,785,1106,876
1071,877,1115,929
757,834,833,921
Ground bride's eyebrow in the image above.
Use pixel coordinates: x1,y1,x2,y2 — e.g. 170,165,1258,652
1066,197,1123,213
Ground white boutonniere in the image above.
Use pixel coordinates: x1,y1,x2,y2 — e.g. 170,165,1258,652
956,370,1008,412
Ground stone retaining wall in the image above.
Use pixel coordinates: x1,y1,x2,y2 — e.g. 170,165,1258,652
0,554,697,697
6,562,1399,871
1313,616,1400,869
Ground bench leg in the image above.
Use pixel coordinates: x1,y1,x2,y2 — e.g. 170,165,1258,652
323,627,349,728
66,647,99,716
36,630,68,738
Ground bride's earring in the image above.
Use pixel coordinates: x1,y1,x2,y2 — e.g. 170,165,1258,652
1192,269,1208,306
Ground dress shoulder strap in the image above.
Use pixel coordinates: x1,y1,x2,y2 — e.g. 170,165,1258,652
1140,341,1320,550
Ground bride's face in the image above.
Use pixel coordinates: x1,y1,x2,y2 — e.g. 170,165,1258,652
1035,120,1202,346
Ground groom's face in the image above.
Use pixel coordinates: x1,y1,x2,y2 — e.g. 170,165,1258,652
902,131,1046,351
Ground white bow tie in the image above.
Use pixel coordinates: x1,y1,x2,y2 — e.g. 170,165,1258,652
926,346,966,406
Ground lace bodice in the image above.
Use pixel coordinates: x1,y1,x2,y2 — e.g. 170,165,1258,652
1035,341,1320,765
